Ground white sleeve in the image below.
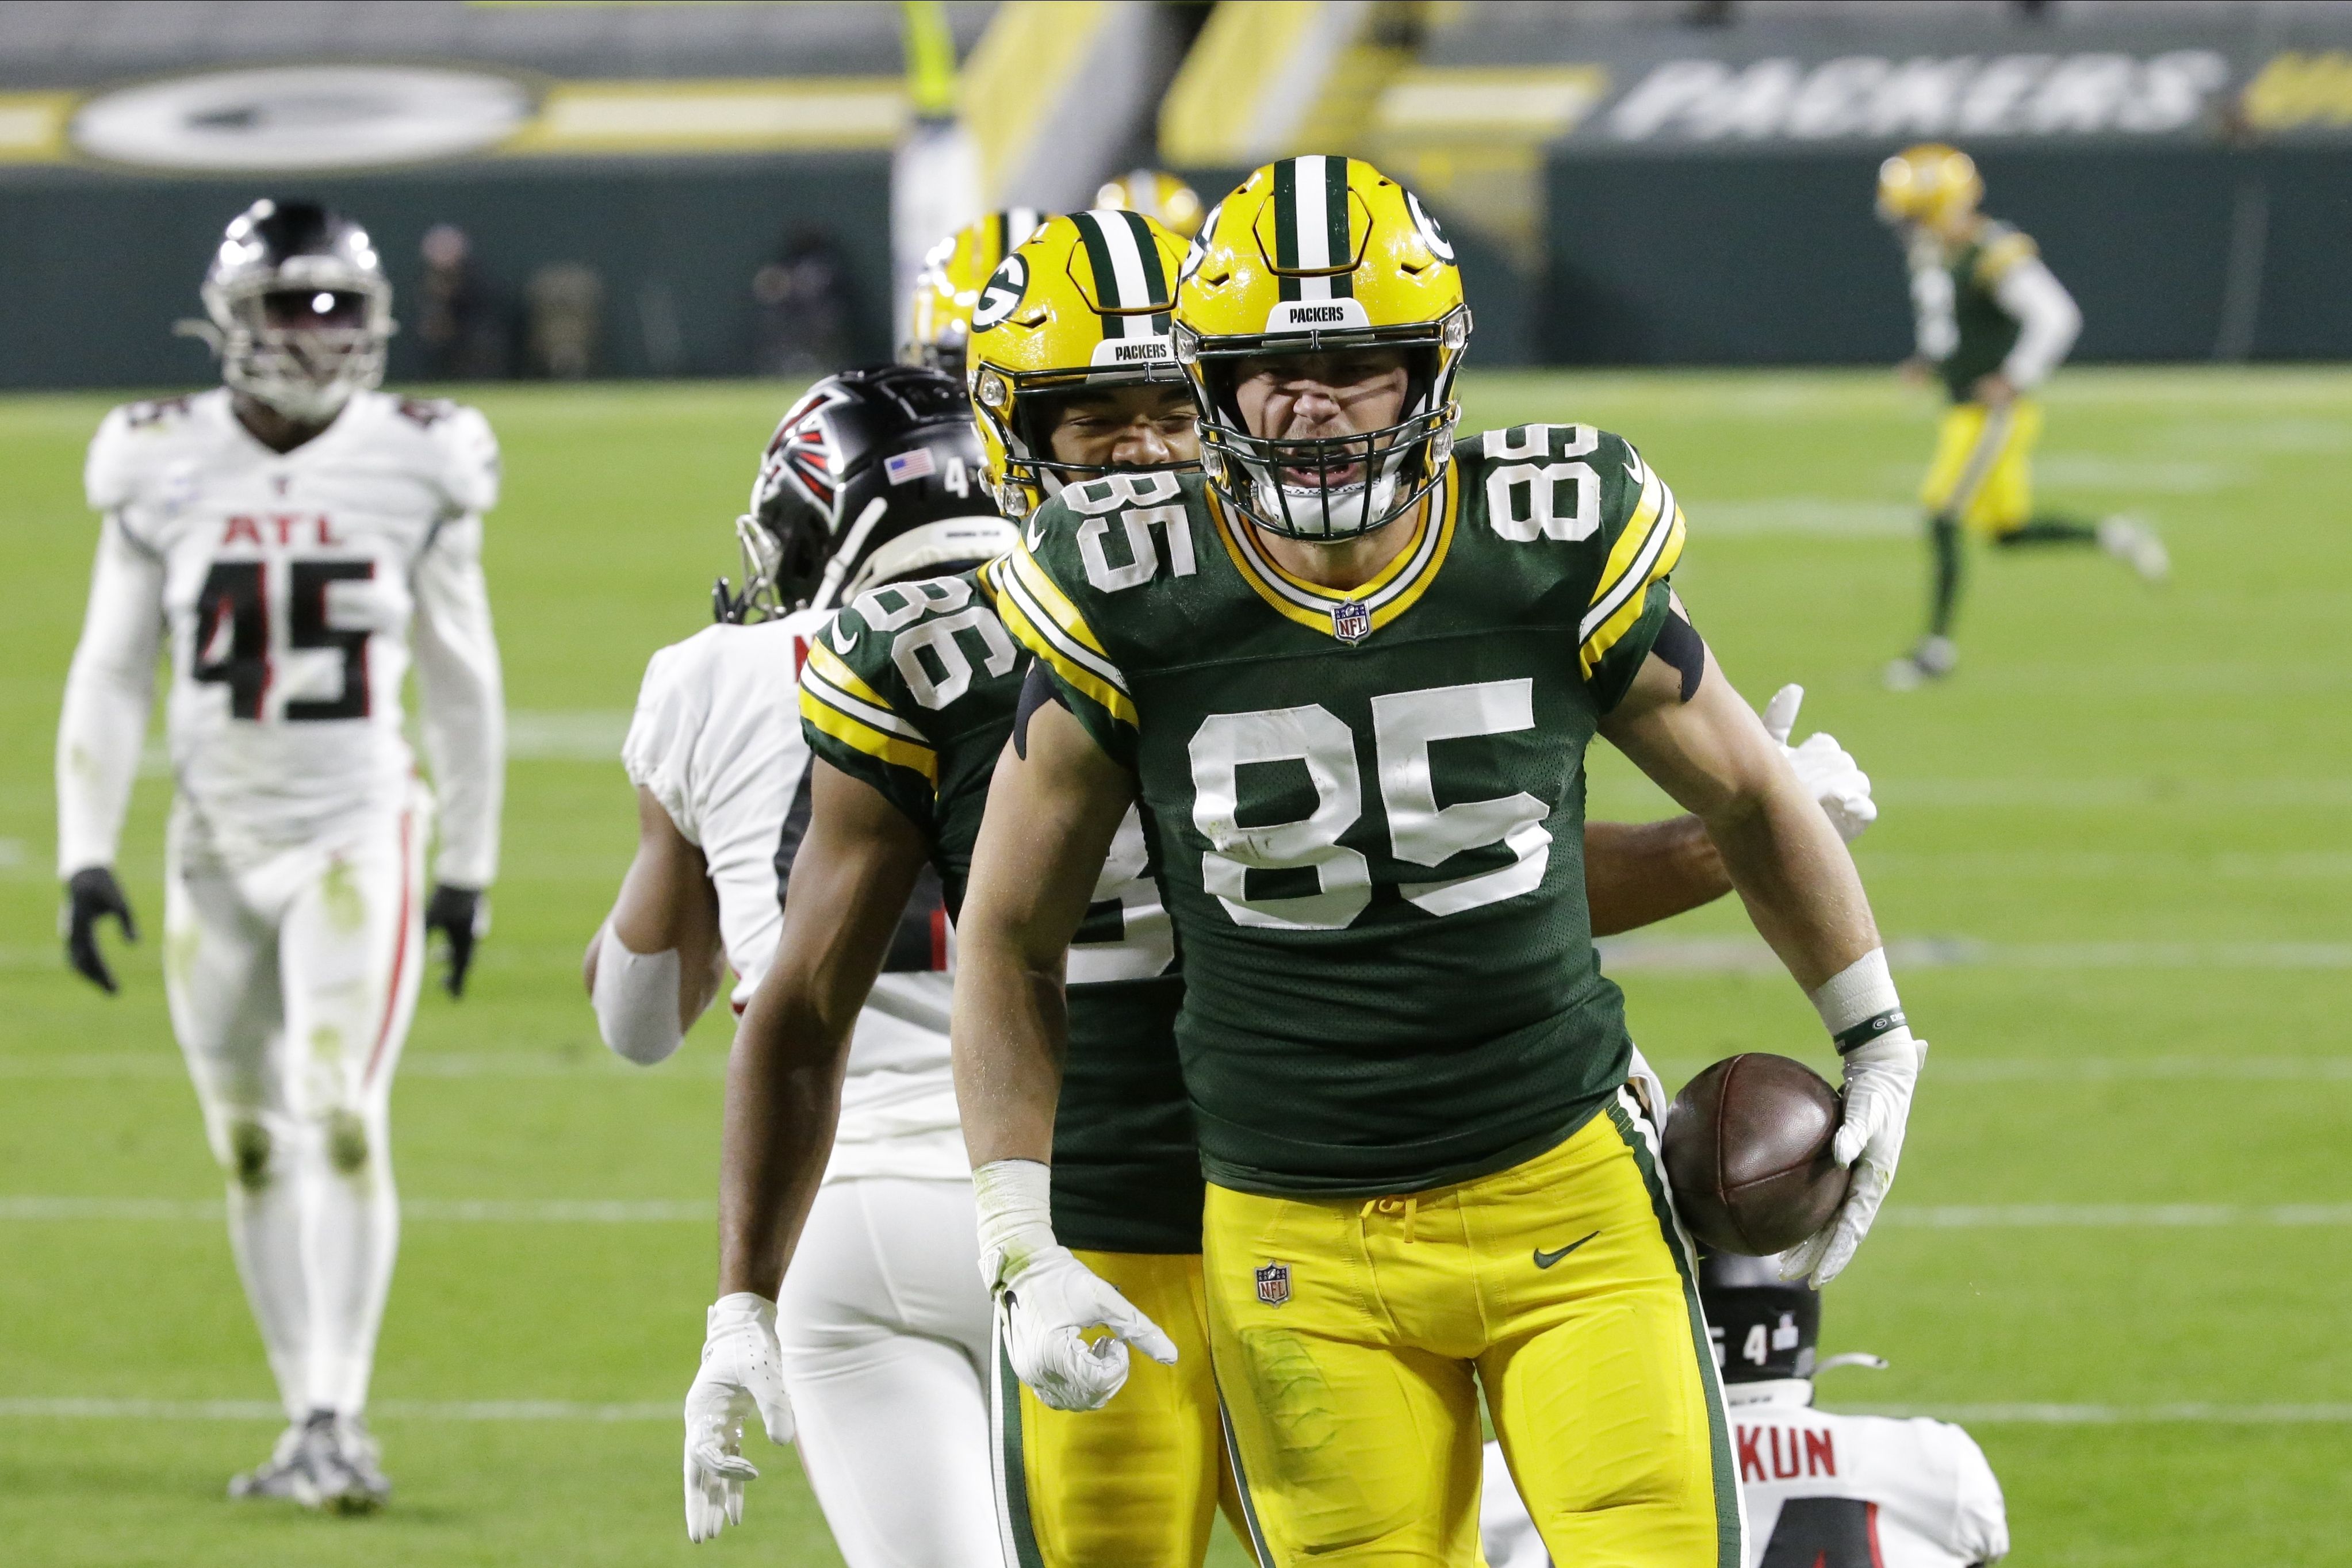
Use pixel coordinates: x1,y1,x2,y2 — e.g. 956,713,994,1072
56,518,163,875
1941,1424,2010,1564
412,513,505,888
620,640,704,843
435,404,501,515
1994,255,2081,390
1909,250,1957,363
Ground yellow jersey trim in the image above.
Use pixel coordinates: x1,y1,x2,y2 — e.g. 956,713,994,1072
1211,459,1459,638
805,637,890,710
997,546,1140,729
1579,459,1686,678
798,684,940,785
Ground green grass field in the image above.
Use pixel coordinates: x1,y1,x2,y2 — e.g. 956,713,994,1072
2,368,2346,1566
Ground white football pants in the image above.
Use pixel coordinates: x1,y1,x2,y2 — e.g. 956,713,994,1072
162,789,427,1421
776,1175,998,1568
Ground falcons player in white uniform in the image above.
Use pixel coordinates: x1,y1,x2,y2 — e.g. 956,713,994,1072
584,365,1014,1566
1483,1248,2009,1568
55,200,504,1513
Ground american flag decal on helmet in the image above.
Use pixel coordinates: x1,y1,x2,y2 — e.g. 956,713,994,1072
1254,1262,1292,1306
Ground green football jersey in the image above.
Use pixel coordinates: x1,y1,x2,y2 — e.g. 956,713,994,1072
796,565,1201,1253
995,428,1685,1198
1940,220,2037,403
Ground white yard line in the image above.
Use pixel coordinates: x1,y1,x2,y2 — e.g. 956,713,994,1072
5,1198,2345,1227
1846,1403,2352,1424
0,1397,672,1421
2,1396,2344,1425
0,1197,710,1222
1596,936,2352,972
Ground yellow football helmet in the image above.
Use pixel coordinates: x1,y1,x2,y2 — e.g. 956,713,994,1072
1876,144,1982,229
1094,168,1205,238
1172,154,1469,541
966,209,1192,520
903,208,1052,378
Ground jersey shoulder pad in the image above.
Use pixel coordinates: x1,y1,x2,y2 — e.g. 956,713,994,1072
85,394,200,512
621,627,726,835
1460,423,1686,706
409,397,500,515
1971,221,2037,285
988,473,1202,737
796,579,986,798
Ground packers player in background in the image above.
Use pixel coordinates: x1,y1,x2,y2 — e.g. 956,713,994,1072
1095,168,1206,238
1878,143,2167,689
683,204,1879,1566
903,208,1054,378
955,157,1924,1567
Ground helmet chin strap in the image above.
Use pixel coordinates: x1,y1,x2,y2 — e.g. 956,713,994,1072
807,496,891,613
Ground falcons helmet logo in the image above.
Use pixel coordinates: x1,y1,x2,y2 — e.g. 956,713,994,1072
759,381,855,516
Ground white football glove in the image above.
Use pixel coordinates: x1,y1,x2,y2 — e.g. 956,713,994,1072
1782,1032,1926,1287
682,1293,794,1544
1762,684,1877,844
975,1159,1178,1412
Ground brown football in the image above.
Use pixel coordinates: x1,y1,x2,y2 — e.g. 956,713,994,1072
1661,1053,1851,1256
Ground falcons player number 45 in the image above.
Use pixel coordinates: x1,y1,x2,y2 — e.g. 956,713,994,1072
53,198,505,1514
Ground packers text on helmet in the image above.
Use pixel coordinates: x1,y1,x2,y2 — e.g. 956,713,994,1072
1171,155,1470,542
966,209,1192,520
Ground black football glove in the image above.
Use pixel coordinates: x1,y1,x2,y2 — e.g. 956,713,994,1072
424,883,488,999
63,866,138,995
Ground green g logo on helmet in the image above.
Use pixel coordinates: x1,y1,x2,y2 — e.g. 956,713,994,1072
971,255,1029,333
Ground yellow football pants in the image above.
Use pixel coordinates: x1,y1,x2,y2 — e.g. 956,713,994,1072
1920,397,2044,536
1202,1093,1740,1567
994,1249,1257,1567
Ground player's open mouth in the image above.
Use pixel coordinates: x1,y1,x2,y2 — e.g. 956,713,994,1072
1282,459,1365,489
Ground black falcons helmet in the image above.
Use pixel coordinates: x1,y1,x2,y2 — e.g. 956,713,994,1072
200,198,393,421
1700,1247,1821,1385
718,364,1016,624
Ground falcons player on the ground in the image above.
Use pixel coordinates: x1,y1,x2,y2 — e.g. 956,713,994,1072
583,365,1013,1565
1483,1247,2009,1567
55,199,504,1513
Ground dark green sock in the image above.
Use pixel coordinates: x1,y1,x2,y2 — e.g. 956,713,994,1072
1995,514,2100,547
1928,515,1963,639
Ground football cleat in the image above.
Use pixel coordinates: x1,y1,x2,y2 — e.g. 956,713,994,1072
282,1408,384,1515
333,1414,393,1511
1172,155,1472,542
198,199,394,422
2097,515,2170,582
966,210,1194,521
903,209,1053,379
227,1420,307,1501
1883,635,1958,690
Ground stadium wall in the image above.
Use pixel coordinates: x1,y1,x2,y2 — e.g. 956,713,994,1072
0,156,898,390
1538,143,2352,367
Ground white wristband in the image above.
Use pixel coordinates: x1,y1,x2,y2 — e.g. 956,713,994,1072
972,1158,1056,1288
1808,948,1906,1055
591,923,684,1065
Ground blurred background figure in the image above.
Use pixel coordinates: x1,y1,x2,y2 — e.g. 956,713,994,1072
524,262,603,380
750,229,856,378
1094,168,1204,237
899,208,1049,379
416,224,511,381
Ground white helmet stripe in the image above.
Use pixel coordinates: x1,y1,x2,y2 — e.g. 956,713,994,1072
1080,210,1158,340
1291,154,1333,302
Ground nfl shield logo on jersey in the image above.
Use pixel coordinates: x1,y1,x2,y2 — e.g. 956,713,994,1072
1254,1261,1292,1307
1331,600,1371,645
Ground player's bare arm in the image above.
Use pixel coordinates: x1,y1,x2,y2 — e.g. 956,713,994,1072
714,760,930,1301
1602,597,1924,1287
1600,618,1878,988
951,695,1177,1410
583,785,725,1063
951,696,1133,1168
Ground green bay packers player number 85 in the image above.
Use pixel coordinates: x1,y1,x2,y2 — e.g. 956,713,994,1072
955,156,1927,1567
